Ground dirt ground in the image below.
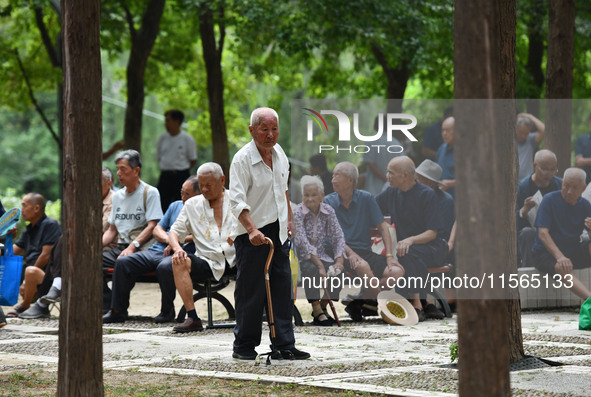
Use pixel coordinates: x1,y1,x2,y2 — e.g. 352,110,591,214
1,370,374,396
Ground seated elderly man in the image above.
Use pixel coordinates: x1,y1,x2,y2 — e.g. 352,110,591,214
516,149,561,268
293,175,346,326
169,162,236,333
376,156,449,321
324,161,403,321
103,176,199,323
8,193,61,319
102,150,163,314
531,168,591,300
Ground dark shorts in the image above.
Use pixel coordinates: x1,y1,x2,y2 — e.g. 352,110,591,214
532,241,591,275
345,249,388,279
187,254,215,282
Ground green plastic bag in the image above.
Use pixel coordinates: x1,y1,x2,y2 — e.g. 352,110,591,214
580,297,591,330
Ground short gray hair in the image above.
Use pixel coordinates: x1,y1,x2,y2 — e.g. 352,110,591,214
197,162,224,180
534,149,557,164
300,175,324,195
250,107,279,127
563,167,586,185
102,167,113,182
335,161,359,187
516,116,533,128
115,149,142,169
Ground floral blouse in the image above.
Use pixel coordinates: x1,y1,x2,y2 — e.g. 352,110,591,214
293,202,346,263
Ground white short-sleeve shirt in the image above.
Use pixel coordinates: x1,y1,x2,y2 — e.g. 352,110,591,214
156,131,198,171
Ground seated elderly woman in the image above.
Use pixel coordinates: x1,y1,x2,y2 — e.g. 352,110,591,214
293,175,346,326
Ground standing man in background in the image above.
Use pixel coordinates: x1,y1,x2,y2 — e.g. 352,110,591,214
156,109,198,212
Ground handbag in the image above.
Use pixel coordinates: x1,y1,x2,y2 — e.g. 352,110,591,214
0,233,24,306
579,297,591,330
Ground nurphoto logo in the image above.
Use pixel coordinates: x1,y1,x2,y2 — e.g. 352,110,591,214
303,108,417,154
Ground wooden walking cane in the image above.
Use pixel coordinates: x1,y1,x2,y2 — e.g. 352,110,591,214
256,237,279,365
323,282,341,327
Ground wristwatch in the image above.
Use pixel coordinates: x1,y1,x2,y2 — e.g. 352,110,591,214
132,240,141,249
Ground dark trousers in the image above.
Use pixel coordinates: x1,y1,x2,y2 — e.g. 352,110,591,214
158,169,190,213
397,238,448,298
110,250,163,313
518,227,536,268
233,220,295,353
300,259,343,302
102,245,126,311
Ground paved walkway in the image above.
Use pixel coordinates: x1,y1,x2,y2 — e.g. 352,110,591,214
1,285,591,396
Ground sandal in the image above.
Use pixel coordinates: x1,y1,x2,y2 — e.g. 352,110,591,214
6,305,25,318
322,309,336,325
312,312,333,326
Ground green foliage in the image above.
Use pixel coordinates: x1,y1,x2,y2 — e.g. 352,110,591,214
449,343,458,363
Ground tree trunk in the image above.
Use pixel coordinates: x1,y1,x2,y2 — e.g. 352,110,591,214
200,4,230,181
545,0,575,174
59,0,103,395
454,0,517,395
371,44,410,114
123,0,165,152
524,0,546,116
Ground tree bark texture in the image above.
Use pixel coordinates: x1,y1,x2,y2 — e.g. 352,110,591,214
58,0,103,395
200,4,230,182
454,0,517,395
524,0,546,116
545,0,575,174
123,0,165,152
371,44,409,114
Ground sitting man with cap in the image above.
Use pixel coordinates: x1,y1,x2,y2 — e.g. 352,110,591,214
324,161,404,321
531,168,591,301
516,149,561,268
415,159,456,315
376,156,449,321
169,162,236,333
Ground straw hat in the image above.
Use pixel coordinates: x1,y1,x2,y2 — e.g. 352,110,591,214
377,290,419,326
415,159,444,185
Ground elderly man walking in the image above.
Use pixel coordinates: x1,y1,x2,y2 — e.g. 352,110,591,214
531,168,591,300
229,107,309,361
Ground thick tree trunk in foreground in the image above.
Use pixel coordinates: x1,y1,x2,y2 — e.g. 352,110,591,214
58,0,103,394
545,0,575,173
454,0,518,395
200,4,230,181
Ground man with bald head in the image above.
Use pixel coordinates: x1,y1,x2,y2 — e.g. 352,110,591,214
516,150,561,267
435,116,456,197
8,193,61,319
532,168,591,300
376,156,449,321
324,161,403,321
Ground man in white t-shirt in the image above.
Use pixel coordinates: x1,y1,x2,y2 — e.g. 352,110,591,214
102,149,163,313
156,109,198,212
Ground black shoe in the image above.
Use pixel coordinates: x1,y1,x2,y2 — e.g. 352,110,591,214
279,347,310,360
232,350,258,360
154,308,175,323
345,300,363,322
312,312,333,326
173,318,204,333
102,310,127,324
415,307,425,322
361,300,378,317
40,286,61,305
423,303,445,320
